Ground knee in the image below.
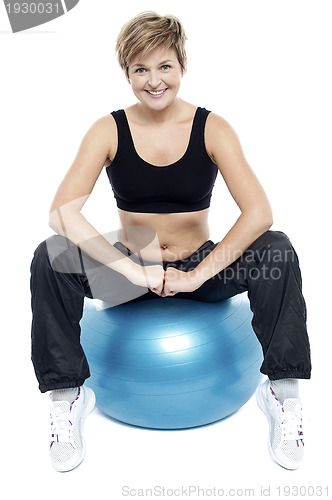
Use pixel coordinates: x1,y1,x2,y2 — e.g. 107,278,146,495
265,231,293,253
31,238,50,270
31,235,63,263
31,235,82,274
258,230,298,268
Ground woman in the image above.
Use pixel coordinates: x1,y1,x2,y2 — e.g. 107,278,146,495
30,11,311,472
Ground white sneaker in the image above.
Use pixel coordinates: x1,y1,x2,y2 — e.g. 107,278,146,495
48,386,95,472
256,379,304,470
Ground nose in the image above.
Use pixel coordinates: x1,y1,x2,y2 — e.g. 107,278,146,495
148,70,162,89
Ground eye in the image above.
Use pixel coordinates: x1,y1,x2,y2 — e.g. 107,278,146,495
135,67,146,73
161,65,171,70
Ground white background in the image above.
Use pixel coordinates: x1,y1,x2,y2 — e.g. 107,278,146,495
1,0,331,498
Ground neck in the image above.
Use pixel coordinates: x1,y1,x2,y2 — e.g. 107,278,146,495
136,98,184,125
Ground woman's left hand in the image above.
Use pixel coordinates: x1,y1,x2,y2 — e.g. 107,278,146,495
161,267,204,297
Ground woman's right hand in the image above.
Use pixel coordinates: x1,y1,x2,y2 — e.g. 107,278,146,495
124,262,165,295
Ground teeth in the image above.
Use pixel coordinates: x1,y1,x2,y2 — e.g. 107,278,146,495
147,89,166,95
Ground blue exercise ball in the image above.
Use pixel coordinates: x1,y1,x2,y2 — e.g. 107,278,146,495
80,294,263,429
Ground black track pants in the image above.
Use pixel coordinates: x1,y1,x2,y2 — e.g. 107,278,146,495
30,230,311,393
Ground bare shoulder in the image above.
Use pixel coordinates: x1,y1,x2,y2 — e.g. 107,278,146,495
86,113,117,135
205,112,240,149
86,113,117,165
205,112,247,167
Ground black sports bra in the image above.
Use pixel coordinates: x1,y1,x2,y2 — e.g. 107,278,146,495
105,106,218,213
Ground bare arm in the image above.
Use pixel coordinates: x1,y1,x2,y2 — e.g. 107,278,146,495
190,112,273,283
48,115,141,279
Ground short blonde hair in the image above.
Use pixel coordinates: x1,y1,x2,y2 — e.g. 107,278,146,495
115,11,187,77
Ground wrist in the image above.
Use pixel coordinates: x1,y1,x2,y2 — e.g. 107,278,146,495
108,257,139,279
189,268,208,287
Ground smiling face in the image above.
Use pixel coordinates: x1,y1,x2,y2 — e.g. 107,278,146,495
127,45,187,111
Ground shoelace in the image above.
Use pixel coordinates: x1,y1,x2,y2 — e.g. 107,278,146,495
280,410,304,446
50,409,74,446
269,386,304,447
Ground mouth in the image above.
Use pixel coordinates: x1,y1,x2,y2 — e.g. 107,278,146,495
145,89,168,97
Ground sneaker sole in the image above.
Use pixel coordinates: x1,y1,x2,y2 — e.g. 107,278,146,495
256,383,302,471
53,386,96,473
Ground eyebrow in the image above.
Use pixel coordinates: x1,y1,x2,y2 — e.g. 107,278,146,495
131,59,174,68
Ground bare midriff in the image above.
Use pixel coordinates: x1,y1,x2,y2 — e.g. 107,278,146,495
117,207,210,262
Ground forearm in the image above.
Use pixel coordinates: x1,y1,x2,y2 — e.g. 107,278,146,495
49,206,137,278
191,210,273,283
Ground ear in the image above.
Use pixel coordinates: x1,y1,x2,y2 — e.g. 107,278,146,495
182,57,188,76
124,68,131,84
